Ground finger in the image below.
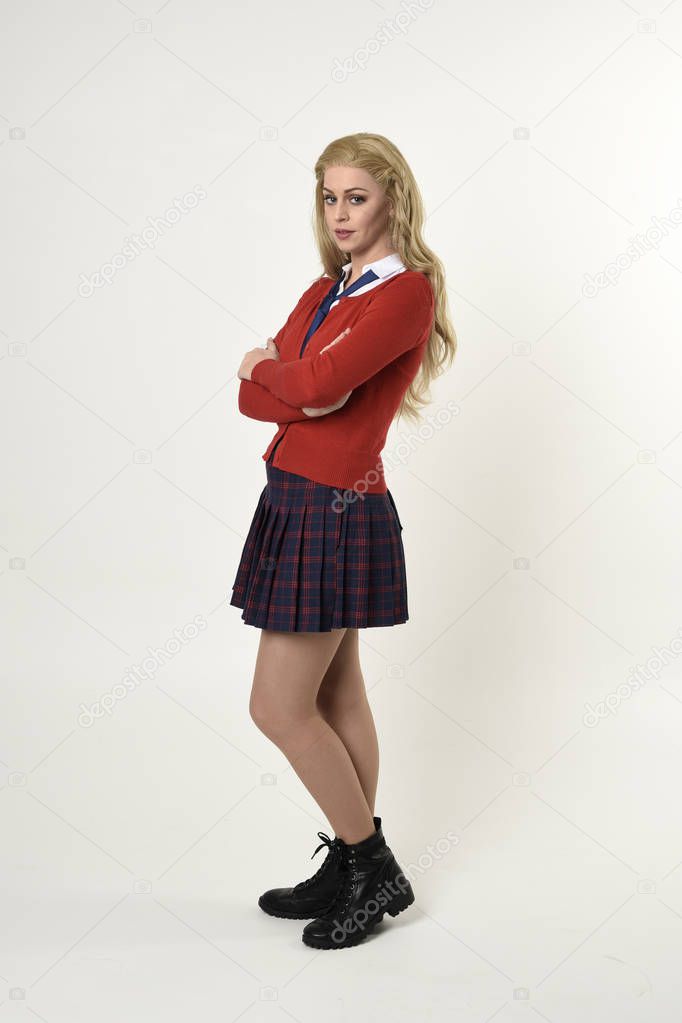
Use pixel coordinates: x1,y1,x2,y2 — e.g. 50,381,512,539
323,335,344,351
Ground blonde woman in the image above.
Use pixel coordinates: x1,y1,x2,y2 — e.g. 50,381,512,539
233,132,456,949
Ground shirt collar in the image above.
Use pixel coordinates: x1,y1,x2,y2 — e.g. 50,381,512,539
340,252,405,282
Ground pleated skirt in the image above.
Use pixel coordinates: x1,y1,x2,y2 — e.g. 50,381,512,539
229,459,409,631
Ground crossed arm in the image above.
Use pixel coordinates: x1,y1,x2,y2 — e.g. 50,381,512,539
238,378,350,422
238,273,433,421
238,328,352,423
250,275,433,407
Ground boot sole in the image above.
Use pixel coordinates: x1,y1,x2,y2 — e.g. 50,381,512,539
258,895,336,920
301,889,415,949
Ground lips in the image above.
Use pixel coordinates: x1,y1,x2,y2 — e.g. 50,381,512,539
335,230,353,238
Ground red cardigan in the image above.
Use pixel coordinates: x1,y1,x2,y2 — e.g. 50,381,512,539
239,269,434,493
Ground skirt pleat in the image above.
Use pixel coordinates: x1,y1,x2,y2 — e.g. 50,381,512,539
229,460,409,631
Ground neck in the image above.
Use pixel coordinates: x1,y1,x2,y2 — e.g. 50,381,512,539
345,242,395,285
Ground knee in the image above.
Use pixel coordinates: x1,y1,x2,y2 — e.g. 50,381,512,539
249,686,299,742
249,687,273,734
317,676,365,720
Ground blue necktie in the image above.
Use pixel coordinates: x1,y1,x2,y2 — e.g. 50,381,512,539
299,268,379,356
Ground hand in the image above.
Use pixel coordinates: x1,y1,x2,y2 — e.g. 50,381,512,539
302,328,352,415
302,391,352,417
320,326,351,354
237,336,279,381
265,336,280,360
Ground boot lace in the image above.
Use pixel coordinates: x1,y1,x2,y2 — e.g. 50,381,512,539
292,832,341,892
323,848,358,917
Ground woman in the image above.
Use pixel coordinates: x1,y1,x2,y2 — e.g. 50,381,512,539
232,133,456,949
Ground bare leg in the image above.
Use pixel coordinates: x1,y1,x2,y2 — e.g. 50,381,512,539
249,627,374,844
315,629,379,817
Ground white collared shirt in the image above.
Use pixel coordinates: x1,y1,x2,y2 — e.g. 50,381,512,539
329,252,406,310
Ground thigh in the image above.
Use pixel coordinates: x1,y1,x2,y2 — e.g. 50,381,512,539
250,627,348,723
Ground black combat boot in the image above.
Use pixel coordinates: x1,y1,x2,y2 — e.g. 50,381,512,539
301,819,414,949
258,817,382,920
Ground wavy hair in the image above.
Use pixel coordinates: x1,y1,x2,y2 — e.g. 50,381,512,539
311,132,457,425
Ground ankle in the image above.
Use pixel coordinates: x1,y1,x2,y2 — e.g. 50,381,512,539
337,817,377,845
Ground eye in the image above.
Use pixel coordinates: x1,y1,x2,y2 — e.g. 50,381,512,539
322,194,365,204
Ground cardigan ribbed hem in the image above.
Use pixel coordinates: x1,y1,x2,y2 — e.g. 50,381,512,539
263,428,387,494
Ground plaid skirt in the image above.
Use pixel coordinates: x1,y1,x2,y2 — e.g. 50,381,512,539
229,459,409,631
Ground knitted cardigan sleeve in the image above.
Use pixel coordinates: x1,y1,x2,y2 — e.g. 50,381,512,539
237,378,313,422
236,277,326,422
250,274,433,408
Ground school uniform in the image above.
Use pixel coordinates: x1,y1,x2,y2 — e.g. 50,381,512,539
230,253,434,632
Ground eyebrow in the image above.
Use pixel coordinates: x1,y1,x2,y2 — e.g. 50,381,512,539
322,186,370,194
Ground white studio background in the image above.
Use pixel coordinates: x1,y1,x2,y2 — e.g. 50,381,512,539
2,0,682,1019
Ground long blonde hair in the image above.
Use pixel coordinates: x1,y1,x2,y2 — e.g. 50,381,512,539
311,132,457,425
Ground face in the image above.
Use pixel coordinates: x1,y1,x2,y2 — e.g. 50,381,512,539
322,165,393,257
